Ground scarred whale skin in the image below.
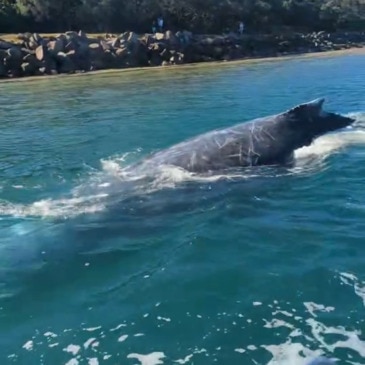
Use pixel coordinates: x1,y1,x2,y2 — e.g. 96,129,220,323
136,98,354,173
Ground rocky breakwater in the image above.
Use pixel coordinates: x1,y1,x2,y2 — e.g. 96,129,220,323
0,30,364,79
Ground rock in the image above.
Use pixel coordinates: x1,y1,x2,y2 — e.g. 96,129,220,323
160,48,171,60
23,53,38,65
155,32,165,41
0,39,16,49
7,47,22,60
149,42,165,53
127,32,139,44
65,31,78,40
78,30,87,39
42,57,58,74
149,50,162,66
77,41,89,57
56,51,75,73
65,40,77,52
88,42,103,56
115,47,129,57
48,39,64,54
88,43,107,70
4,47,22,72
21,61,38,76
140,34,155,47
35,45,48,61
0,29,362,79
0,59,6,76
110,38,121,48
100,39,112,51
165,30,178,45
32,33,42,44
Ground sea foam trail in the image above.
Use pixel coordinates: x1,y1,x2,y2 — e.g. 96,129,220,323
0,111,364,220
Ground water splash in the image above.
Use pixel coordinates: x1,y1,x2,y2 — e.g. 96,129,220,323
1,112,364,220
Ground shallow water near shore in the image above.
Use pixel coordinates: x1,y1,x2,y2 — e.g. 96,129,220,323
1,52,365,365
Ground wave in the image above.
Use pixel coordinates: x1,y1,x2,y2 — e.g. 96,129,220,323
1,111,365,220
9,271,365,365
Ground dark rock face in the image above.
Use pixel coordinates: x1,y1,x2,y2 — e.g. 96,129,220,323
0,30,363,79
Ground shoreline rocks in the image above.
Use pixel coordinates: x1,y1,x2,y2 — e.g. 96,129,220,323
0,30,364,79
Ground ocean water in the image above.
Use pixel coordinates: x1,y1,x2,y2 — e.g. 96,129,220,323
0,53,365,365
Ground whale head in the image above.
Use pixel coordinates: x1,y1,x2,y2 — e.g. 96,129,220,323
285,98,355,147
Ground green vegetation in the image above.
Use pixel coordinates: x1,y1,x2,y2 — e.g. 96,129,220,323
1,0,365,34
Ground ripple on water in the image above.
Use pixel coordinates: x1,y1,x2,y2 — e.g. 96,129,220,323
2,272,363,365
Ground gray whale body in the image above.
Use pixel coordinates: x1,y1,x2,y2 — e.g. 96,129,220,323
135,98,354,173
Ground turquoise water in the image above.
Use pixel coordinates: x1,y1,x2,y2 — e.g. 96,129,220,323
1,53,365,365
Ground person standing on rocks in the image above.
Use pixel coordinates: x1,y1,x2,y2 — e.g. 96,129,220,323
157,16,164,32
152,21,157,34
238,21,245,35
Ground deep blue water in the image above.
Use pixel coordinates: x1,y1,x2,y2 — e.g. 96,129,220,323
1,53,365,365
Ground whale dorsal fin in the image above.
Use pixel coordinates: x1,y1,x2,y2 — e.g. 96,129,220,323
286,98,326,116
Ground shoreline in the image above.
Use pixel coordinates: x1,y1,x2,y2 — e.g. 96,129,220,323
0,46,364,85
0,31,365,84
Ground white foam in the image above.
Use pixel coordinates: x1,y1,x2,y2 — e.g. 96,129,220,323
127,352,166,365
306,317,365,357
65,359,79,365
262,341,323,365
22,340,33,351
157,316,171,322
117,334,128,342
84,326,102,332
339,272,365,306
63,344,81,356
175,354,193,364
83,338,96,349
304,302,335,318
234,348,246,353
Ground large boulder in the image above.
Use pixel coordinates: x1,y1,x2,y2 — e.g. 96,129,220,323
4,47,22,72
0,59,6,77
23,53,39,64
48,39,64,55
56,51,75,73
165,30,178,45
110,38,121,48
35,44,48,61
21,61,38,76
154,32,165,41
0,39,16,49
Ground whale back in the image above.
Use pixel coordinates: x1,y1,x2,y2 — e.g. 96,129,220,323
136,98,355,173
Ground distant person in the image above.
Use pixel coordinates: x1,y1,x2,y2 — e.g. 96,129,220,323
152,21,157,34
157,16,164,32
239,21,245,35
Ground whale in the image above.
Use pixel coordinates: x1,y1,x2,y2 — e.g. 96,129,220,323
132,98,354,174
